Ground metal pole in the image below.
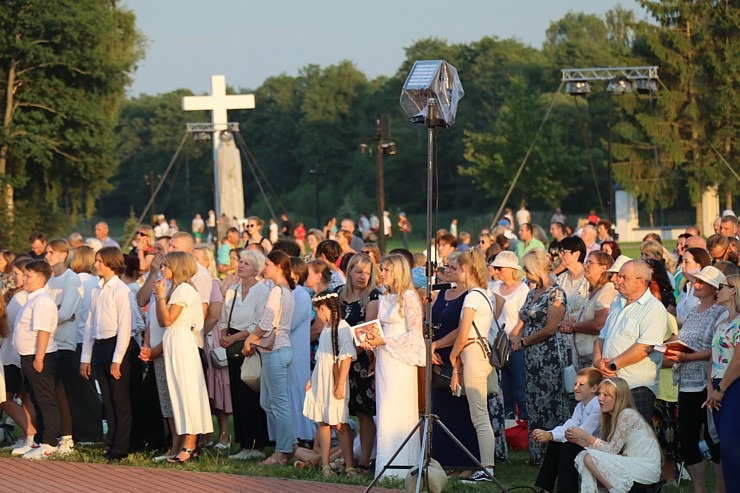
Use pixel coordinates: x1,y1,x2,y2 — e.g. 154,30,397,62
375,114,387,255
607,93,614,224
314,168,321,229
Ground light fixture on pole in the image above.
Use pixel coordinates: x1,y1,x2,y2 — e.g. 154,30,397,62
565,80,590,96
633,78,657,94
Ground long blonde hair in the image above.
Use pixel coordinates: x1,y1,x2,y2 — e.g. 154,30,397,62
194,245,218,279
165,251,197,288
380,254,416,316
520,248,550,286
455,248,490,289
341,253,377,305
599,377,636,441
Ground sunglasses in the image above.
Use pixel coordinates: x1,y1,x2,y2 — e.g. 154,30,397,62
719,283,733,290
246,224,257,228
136,231,148,236
559,249,573,255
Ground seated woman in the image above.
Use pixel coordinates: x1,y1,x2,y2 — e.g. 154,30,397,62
567,378,661,493
533,367,603,493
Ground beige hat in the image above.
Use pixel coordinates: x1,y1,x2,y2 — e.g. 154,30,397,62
606,255,631,274
491,251,520,270
685,265,726,289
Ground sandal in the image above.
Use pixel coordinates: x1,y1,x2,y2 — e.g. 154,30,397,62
259,453,288,466
355,464,371,474
322,465,337,477
344,467,360,477
167,447,197,464
293,460,315,469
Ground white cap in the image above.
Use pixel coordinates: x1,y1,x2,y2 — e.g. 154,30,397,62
606,255,631,274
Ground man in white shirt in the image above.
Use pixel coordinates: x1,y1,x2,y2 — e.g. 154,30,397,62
593,260,666,423
45,240,103,451
94,222,120,249
80,246,134,462
13,260,60,459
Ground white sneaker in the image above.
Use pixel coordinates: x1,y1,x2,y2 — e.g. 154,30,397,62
23,443,57,460
246,449,266,460
229,449,252,460
6,436,30,450
11,442,37,457
56,437,75,456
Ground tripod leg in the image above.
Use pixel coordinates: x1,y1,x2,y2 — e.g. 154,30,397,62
414,418,431,493
364,418,424,493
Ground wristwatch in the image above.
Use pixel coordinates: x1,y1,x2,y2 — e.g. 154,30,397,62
609,362,618,371
713,382,725,393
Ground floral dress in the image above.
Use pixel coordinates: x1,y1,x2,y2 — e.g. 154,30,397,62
519,284,569,464
340,288,381,416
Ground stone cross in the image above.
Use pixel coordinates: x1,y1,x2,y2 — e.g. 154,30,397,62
183,75,255,219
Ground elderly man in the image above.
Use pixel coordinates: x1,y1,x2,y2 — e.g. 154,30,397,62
94,222,120,248
580,224,600,261
592,260,667,423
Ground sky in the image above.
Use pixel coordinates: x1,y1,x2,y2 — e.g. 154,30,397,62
124,0,643,97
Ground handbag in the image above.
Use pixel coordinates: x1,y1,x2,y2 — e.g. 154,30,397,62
470,290,511,369
555,332,577,395
432,363,454,389
240,353,262,392
210,346,228,368
225,287,246,360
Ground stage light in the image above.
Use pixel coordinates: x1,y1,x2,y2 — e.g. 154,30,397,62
360,143,368,155
634,79,657,94
382,143,397,155
400,60,464,127
565,80,590,96
607,77,632,94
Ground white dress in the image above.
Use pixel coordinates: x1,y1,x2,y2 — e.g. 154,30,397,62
374,290,426,479
163,283,213,435
303,320,356,425
575,408,661,493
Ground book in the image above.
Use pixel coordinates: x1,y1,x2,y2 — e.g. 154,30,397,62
350,319,384,346
664,339,696,353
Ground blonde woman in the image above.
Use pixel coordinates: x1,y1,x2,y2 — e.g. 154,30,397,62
512,248,568,464
567,378,661,493
152,251,212,463
640,240,677,283
361,254,424,479
448,248,503,483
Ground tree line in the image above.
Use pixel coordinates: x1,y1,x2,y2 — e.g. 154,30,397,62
0,1,737,251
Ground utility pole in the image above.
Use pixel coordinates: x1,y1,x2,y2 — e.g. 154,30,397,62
375,114,387,255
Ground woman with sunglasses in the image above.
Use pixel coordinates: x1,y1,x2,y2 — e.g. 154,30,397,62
705,274,740,490
244,216,273,253
134,226,156,273
665,266,727,493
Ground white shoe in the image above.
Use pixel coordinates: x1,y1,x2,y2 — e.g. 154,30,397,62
246,449,266,460
229,449,252,460
56,437,74,456
6,436,31,450
11,442,37,457
214,441,230,451
23,443,57,460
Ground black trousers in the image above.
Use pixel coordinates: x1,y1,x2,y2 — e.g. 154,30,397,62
535,441,584,493
679,390,720,465
55,348,104,442
226,334,268,450
92,337,133,458
21,352,60,446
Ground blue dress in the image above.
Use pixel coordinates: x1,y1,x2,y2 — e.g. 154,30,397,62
430,288,480,468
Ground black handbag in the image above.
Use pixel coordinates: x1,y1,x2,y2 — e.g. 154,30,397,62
224,287,245,360
471,290,511,369
432,363,454,389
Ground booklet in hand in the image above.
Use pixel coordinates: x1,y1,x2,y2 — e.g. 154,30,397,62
663,340,695,353
350,319,384,346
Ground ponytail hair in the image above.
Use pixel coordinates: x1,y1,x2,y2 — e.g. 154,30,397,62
456,248,490,289
312,291,342,359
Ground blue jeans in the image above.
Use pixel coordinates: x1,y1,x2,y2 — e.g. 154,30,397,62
501,348,528,419
712,378,739,488
260,347,295,453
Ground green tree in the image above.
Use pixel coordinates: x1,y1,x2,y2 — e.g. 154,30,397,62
0,0,143,249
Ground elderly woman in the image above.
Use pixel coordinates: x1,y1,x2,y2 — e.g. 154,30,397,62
557,236,590,325
665,266,727,493
220,250,270,460
559,252,617,369
511,248,568,465
490,251,531,420
705,274,740,490
569,378,661,493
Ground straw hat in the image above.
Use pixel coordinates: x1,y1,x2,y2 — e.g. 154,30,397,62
491,251,520,270
684,265,726,289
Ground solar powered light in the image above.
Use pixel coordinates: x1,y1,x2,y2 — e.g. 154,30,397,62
400,60,464,127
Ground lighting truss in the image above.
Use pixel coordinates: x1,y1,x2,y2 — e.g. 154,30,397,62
561,66,658,82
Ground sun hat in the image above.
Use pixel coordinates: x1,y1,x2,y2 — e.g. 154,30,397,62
684,265,726,289
606,255,631,274
491,251,520,270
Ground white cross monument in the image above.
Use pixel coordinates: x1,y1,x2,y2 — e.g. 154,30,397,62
183,75,255,219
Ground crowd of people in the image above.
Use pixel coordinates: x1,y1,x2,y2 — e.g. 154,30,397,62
0,207,737,493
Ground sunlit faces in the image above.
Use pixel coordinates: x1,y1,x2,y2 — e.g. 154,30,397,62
315,304,331,324
478,236,492,251
229,250,239,268
350,263,371,290
307,234,320,253
379,265,395,287
597,387,616,413
159,261,173,280
601,243,614,257
31,239,46,256
11,267,26,289
306,267,322,291
436,241,455,260
572,375,598,403
445,261,463,284
44,246,67,267
717,281,736,305
237,258,256,278
692,278,716,298
614,264,646,299
24,269,47,292
263,258,277,281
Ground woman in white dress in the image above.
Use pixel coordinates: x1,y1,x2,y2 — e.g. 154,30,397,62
567,377,661,493
153,251,213,464
361,254,425,479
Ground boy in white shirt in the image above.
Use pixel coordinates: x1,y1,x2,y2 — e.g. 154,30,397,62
12,260,60,459
533,367,603,493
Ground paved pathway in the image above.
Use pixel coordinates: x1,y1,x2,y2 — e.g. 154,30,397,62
0,457,397,493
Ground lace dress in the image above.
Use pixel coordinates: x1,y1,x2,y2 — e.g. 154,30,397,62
575,408,661,493
374,289,425,479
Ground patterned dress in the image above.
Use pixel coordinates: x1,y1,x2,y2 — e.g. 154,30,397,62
519,284,570,464
340,288,381,416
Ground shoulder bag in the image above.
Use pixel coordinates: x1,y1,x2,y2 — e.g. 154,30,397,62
240,353,262,392
223,286,247,360
470,289,511,369
252,286,283,351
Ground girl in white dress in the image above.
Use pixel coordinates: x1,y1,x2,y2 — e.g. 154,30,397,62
153,251,213,464
566,377,661,493
361,254,425,480
303,292,357,476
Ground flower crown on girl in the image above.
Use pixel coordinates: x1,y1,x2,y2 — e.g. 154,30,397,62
312,291,339,304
